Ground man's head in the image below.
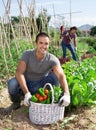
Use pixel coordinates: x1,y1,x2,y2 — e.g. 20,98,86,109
35,32,50,56
70,26,77,34
36,32,49,43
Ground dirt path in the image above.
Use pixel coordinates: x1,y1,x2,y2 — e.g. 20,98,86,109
0,88,96,130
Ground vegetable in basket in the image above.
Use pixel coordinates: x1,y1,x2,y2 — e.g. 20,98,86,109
30,88,50,103
53,86,63,103
38,88,45,96
30,86,70,105
31,95,38,102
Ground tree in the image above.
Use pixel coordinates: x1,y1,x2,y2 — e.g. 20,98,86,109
36,9,51,32
11,16,20,24
90,26,96,36
76,29,83,37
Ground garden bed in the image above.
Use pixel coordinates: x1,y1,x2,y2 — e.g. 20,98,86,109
0,88,96,130
59,53,96,64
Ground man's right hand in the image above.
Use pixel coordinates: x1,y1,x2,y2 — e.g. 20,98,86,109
24,92,32,106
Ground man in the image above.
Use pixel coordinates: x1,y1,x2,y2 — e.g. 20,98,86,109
61,26,77,61
5,32,70,113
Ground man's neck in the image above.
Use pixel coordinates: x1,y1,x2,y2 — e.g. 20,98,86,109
36,51,45,61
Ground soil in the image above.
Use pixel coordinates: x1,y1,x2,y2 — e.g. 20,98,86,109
81,53,96,60
0,88,96,130
59,53,96,64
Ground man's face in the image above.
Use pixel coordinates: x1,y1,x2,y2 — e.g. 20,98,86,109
71,29,77,34
36,36,50,55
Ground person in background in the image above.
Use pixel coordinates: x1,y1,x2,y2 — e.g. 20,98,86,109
61,26,77,61
4,32,70,113
60,25,65,39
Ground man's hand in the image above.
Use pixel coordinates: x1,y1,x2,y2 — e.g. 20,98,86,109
24,92,32,106
59,93,70,107
74,47,77,52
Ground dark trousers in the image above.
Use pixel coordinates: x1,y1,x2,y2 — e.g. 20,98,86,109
61,41,77,61
8,72,59,103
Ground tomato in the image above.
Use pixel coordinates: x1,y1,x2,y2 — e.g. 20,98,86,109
44,89,49,95
38,96,44,102
35,93,41,98
43,95,48,100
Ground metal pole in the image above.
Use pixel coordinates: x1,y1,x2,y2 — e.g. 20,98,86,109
70,0,71,27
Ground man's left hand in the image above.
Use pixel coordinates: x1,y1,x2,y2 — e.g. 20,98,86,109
59,93,70,107
74,47,77,52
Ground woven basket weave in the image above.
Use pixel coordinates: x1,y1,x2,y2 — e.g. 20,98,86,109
29,83,65,124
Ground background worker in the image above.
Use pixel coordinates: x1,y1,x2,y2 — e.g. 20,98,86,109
5,32,70,113
60,25,65,39
61,26,77,61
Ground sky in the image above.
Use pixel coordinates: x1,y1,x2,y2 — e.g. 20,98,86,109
0,0,96,27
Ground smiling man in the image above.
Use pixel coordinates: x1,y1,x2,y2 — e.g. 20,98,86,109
5,32,70,113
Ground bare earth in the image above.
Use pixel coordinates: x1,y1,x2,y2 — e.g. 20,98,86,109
0,88,96,130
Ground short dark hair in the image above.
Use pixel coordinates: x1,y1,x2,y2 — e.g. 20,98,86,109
36,32,49,42
70,26,77,31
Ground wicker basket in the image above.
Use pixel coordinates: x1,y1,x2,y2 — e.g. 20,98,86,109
29,83,65,124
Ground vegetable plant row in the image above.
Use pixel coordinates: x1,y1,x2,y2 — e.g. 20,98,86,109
62,57,96,108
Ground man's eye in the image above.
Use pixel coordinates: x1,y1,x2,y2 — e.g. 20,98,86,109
45,42,49,45
39,42,43,44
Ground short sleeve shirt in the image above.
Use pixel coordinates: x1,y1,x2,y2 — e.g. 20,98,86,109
62,30,76,46
20,49,60,81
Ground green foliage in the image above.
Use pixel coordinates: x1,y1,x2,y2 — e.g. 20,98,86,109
90,26,96,36
77,41,89,51
62,57,96,108
50,29,55,37
49,45,62,57
86,46,96,53
4,128,12,130
11,16,20,24
76,29,83,37
93,42,96,50
53,86,63,103
0,39,34,84
36,9,51,32
78,37,96,50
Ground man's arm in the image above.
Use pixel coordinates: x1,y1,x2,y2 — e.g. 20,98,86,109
15,60,29,94
15,60,32,106
53,65,70,106
52,65,70,95
73,34,77,48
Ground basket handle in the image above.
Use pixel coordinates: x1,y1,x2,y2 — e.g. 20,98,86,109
44,83,54,104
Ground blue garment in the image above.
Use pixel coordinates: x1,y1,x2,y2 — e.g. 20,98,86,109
61,41,77,61
8,72,59,102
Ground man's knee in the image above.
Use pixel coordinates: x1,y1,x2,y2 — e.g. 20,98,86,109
8,78,19,95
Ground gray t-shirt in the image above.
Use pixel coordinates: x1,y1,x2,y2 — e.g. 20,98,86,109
20,49,60,81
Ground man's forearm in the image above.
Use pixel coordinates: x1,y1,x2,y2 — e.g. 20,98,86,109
15,72,29,94
59,75,70,95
